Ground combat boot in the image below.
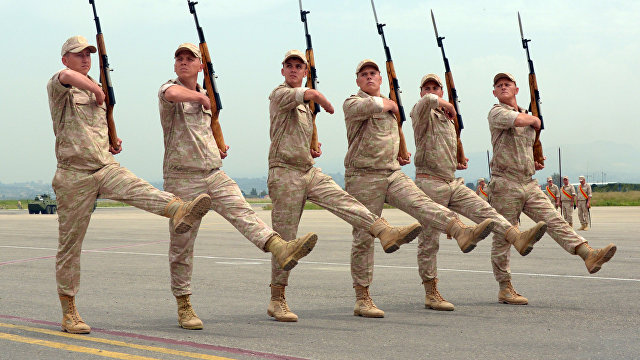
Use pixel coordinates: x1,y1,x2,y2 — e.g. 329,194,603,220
582,225,589,231
369,218,422,253
505,221,547,256
164,194,212,234
353,285,384,318
498,281,528,305
267,285,298,322
176,295,203,330
423,278,454,311
59,295,91,334
576,242,616,274
446,218,495,253
265,233,317,271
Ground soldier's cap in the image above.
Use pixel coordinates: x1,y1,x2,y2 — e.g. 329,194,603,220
547,177,553,181
563,175,569,180
420,73,443,88
579,175,585,180
477,178,486,183
493,72,517,86
282,49,307,65
356,59,380,74
175,43,201,60
61,36,97,57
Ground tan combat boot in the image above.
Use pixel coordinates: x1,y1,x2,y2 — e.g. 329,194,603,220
353,285,384,318
576,242,616,274
59,295,91,334
265,233,317,271
164,194,212,234
267,285,298,322
369,218,422,253
423,278,454,311
582,225,589,231
446,218,495,253
498,281,528,305
176,295,203,330
505,221,547,256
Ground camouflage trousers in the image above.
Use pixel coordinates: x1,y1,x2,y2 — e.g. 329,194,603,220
561,201,574,226
268,166,378,286
52,164,175,296
577,200,589,226
415,177,512,281
345,170,457,287
489,177,586,283
164,169,276,296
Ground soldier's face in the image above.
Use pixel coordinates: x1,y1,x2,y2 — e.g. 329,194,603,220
174,51,203,78
62,48,92,75
492,78,518,103
356,66,382,96
548,180,553,185
580,179,585,185
420,81,444,98
281,58,307,87
563,178,569,185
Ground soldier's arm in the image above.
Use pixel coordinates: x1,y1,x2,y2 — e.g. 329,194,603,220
164,84,211,110
343,95,385,122
58,69,105,105
271,86,307,113
303,89,334,114
513,113,541,129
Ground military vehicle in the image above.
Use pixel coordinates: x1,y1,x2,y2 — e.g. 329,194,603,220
28,194,57,214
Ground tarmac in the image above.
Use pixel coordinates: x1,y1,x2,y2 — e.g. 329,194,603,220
0,206,638,360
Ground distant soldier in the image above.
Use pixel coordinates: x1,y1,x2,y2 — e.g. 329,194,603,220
577,175,592,230
545,176,560,210
560,176,576,227
17,201,22,210
476,178,489,202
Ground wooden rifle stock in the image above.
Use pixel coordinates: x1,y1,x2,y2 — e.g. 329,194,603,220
199,42,227,154
444,72,466,166
529,73,544,166
305,49,320,153
385,61,409,161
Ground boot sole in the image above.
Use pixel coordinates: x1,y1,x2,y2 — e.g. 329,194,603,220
267,309,298,322
174,194,212,234
519,223,547,256
588,244,617,274
179,323,203,330
281,233,318,271
460,221,496,253
498,299,528,305
61,326,91,334
353,310,384,318
383,224,422,253
425,303,455,311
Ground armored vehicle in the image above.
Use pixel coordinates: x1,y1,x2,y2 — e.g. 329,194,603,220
28,194,57,214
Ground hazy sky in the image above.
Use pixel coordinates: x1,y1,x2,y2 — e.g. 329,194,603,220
1,0,638,184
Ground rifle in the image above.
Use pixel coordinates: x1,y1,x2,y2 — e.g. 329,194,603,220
558,147,563,215
430,10,466,167
487,150,491,179
298,0,321,153
518,12,544,166
187,1,227,156
89,0,119,152
370,0,410,162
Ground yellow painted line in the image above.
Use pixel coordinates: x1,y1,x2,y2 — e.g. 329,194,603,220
0,332,160,360
0,322,235,360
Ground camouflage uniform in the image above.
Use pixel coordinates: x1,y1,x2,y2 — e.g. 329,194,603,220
476,183,489,202
577,182,592,227
545,183,560,209
268,83,378,286
410,93,514,282
344,90,458,287
487,103,586,283
160,79,277,296
48,69,177,296
561,183,576,225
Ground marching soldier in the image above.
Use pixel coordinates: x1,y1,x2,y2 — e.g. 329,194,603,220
343,60,496,317
545,176,561,210
159,44,319,329
47,36,213,334
561,176,576,227
476,178,489,202
577,175,592,230
410,73,546,310
267,50,422,322
487,72,616,304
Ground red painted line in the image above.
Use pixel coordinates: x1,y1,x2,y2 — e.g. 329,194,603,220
0,240,167,266
0,314,309,360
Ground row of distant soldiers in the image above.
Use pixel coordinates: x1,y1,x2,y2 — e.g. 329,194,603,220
476,176,592,230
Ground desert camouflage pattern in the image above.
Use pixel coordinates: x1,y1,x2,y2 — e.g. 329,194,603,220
546,184,560,208
164,170,276,296
346,170,456,287
268,166,378,286
53,165,175,296
343,90,401,174
47,69,117,172
476,185,490,202
577,183,592,226
561,184,576,224
410,93,457,182
268,83,314,172
159,79,222,179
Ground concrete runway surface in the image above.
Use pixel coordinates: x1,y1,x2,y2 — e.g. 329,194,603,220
0,206,638,360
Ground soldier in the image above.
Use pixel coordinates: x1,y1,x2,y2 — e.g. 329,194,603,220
159,44,319,329
545,176,561,210
561,176,576,227
343,60,496,317
410,73,546,310
476,178,489,202
577,175,592,230
488,72,616,304
47,36,213,334
267,50,422,322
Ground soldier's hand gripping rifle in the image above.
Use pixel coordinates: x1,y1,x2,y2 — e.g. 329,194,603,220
89,0,119,152
370,0,410,163
518,12,544,167
188,0,228,157
299,0,321,154
431,10,466,167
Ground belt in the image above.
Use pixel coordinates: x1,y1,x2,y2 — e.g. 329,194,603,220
416,174,449,182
